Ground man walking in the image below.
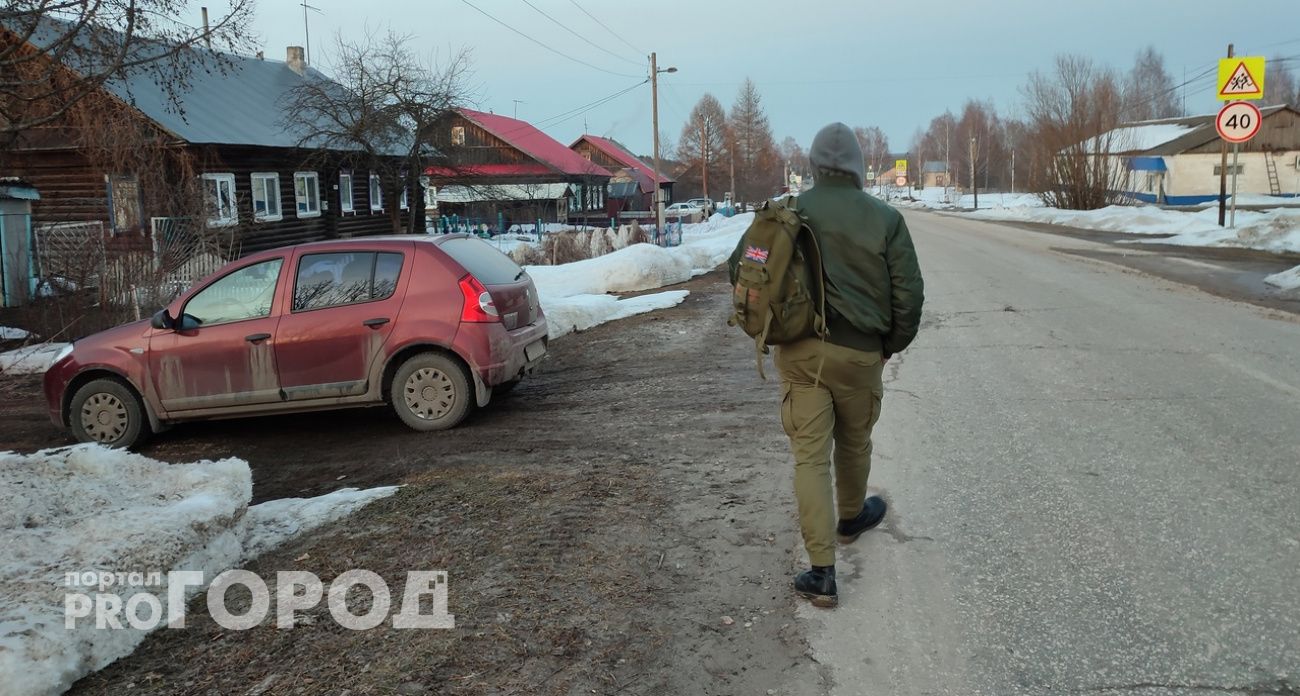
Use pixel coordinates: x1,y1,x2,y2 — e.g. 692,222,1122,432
735,122,924,607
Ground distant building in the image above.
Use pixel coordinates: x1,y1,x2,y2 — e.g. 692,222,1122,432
921,161,950,188
426,109,612,226
570,135,674,213
1073,106,1300,205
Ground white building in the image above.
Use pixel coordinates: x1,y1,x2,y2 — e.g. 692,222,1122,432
1081,105,1300,205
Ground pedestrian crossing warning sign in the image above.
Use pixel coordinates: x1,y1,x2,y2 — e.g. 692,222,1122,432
1218,57,1265,100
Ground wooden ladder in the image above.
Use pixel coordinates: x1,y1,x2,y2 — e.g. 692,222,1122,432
1265,150,1283,196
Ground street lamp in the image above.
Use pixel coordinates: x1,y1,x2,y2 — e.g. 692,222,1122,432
650,54,676,237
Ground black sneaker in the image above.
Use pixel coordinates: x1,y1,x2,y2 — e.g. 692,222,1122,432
794,566,837,608
837,495,887,544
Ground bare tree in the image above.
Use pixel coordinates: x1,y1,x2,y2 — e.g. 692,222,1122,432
728,78,780,202
283,31,472,234
0,0,254,145
853,126,891,182
1263,57,1298,107
778,136,808,177
1122,46,1180,121
675,93,728,200
1021,55,1127,209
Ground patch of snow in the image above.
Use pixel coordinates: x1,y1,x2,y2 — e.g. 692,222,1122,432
1081,123,1197,153
528,213,755,338
0,343,68,375
241,486,399,561
1,327,31,341
1264,265,1300,291
0,446,397,696
542,290,689,339
968,204,1300,253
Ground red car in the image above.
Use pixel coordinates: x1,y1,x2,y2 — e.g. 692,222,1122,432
43,235,548,448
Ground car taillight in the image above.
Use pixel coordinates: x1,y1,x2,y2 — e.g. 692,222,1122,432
458,275,499,322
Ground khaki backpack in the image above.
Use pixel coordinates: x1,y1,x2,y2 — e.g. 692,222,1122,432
728,196,828,379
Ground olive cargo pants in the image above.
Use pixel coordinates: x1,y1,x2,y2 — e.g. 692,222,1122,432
775,338,885,567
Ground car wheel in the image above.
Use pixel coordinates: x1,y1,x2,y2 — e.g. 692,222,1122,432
69,378,149,449
392,353,473,431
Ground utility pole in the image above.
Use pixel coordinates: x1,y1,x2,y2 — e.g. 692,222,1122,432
701,121,709,199
1011,149,1016,194
647,52,660,231
1218,43,1233,227
970,136,978,210
729,133,736,206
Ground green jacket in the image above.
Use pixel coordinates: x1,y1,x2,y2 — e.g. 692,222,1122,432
797,175,924,355
728,122,923,356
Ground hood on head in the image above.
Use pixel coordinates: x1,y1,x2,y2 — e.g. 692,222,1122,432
809,122,865,188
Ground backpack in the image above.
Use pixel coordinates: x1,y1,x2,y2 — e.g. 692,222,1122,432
728,196,828,379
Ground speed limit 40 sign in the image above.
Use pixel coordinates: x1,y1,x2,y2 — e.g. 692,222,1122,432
1216,102,1263,143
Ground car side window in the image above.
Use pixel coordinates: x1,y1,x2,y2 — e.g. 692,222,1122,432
184,259,283,326
293,251,404,311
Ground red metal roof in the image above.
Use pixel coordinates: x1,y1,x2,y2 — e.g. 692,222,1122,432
572,135,674,189
456,108,612,178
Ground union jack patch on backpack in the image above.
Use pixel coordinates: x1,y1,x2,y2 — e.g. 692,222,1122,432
743,245,770,263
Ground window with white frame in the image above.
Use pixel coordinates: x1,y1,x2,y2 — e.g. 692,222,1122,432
339,171,354,213
399,171,409,210
201,173,237,227
250,172,282,222
451,126,465,146
294,172,321,218
369,173,384,211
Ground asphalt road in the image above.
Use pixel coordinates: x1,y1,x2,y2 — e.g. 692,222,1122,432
799,211,1300,695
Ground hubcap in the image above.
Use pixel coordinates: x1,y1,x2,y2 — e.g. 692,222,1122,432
80,393,128,443
404,368,455,421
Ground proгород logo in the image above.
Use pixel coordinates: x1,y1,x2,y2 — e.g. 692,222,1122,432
63,570,455,631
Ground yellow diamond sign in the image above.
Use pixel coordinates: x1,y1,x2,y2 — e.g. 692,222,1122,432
1218,56,1266,101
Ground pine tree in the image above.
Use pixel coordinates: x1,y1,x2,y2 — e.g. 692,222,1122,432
728,78,780,202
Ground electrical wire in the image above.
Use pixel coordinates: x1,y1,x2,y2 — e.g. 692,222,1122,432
565,0,644,57
459,0,643,79
518,0,644,68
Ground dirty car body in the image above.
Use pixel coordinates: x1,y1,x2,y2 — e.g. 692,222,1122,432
43,235,548,448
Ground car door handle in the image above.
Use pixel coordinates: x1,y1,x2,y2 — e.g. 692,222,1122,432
245,333,272,343
362,317,390,328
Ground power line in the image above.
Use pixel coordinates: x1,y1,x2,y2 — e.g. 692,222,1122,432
459,0,642,79
518,0,644,68
484,79,649,140
565,0,644,57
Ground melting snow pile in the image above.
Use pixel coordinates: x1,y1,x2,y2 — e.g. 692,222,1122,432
1264,265,1300,291
0,445,397,696
529,213,754,338
1,326,31,341
0,343,68,376
968,204,1300,253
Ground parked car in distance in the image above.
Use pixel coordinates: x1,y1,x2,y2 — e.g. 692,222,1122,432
665,202,703,215
685,198,715,216
43,235,548,449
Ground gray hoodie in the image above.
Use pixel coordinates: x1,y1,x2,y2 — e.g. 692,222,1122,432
808,122,865,189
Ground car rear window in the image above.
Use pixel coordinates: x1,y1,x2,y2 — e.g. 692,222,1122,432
439,237,523,285
294,251,404,311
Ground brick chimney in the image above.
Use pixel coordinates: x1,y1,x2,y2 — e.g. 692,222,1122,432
286,46,306,75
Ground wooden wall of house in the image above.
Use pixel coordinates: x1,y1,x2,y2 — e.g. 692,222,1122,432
193,146,415,254
572,141,624,172
443,115,537,167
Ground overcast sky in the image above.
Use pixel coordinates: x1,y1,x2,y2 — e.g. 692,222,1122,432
216,0,1300,156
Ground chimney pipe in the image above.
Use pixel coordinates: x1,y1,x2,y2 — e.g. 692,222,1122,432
201,7,211,49
286,46,306,75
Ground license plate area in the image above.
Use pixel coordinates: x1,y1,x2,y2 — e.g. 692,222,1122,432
525,339,547,362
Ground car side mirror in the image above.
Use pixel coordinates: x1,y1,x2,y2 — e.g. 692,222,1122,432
150,309,174,330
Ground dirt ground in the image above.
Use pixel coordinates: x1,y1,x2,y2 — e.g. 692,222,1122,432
0,271,829,696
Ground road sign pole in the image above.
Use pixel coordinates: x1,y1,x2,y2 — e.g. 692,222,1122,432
1218,43,1233,228
1230,142,1240,228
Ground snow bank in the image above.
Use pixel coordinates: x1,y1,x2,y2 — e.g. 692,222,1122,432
901,190,1043,211
1,327,31,341
968,204,1300,253
0,343,67,376
528,213,754,339
0,446,397,696
1264,265,1300,291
